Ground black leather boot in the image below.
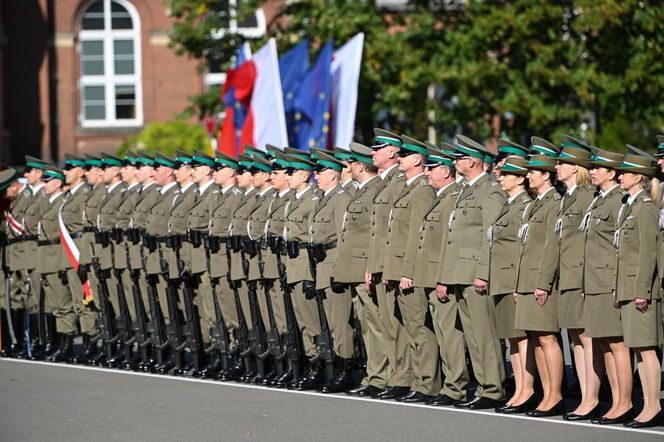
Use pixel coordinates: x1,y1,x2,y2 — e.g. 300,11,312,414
40,314,59,359
0,308,12,357
290,358,323,391
70,334,91,364
216,358,245,381
319,358,355,393
52,334,74,363
44,333,64,362
10,309,26,358
199,350,223,379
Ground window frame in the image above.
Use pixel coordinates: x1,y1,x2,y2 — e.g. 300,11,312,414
78,0,143,128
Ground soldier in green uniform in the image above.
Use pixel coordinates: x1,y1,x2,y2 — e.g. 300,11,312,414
366,129,408,400
614,149,662,428
654,135,664,354
334,148,358,197
487,156,536,414
514,154,563,417
438,135,506,409
0,168,20,356
383,135,437,402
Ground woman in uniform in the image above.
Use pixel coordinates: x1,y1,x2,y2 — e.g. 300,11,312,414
489,157,537,414
614,150,662,428
513,154,564,417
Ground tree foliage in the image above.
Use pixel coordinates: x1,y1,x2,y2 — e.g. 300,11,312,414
117,119,211,156
166,0,664,151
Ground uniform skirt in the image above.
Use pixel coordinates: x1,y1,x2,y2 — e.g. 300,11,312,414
514,291,559,333
558,288,584,329
583,292,622,338
493,293,526,339
620,300,663,348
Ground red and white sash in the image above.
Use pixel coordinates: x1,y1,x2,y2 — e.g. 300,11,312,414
58,206,93,304
4,210,24,236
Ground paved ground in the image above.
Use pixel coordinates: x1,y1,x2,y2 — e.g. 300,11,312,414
0,358,662,442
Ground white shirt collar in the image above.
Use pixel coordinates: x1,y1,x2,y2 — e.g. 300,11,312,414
600,184,619,198
296,186,311,199
142,181,155,191
259,186,274,197
567,184,577,196
537,186,555,200
406,172,426,186
455,175,465,183
465,172,486,187
323,186,338,197
379,163,399,180
160,181,177,195
126,181,139,191
221,184,235,194
107,181,122,194
69,181,86,194
278,189,291,197
180,181,195,193
627,189,645,205
436,181,455,197
341,179,354,188
48,191,63,204
358,175,378,190
507,189,527,204
30,183,45,193
198,179,215,194
244,186,255,196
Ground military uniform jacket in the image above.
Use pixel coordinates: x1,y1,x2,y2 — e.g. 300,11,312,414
145,183,179,275
440,174,507,285
166,183,198,278
383,174,435,281
113,183,140,269
515,187,561,294
487,190,532,296
23,186,50,271
36,193,65,274
311,185,351,290
616,191,659,302
557,185,596,291
209,185,243,279
435,182,463,284
341,180,358,198
97,182,127,270
59,182,92,269
78,183,106,266
128,183,160,270
285,187,317,284
262,189,294,280
409,182,458,289
583,185,624,295
367,166,406,274
246,187,277,281
6,185,32,270
333,176,381,284
657,182,664,292
229,188,258,281
188,181,220,275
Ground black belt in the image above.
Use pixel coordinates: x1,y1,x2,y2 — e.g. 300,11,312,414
7,237,23,245
37,238,61,246
82,227,95,233
70,231,85,239
321,240,337,250
22,235,38,242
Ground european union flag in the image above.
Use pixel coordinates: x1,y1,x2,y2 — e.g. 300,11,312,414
293,39,333,151
279,40,310,148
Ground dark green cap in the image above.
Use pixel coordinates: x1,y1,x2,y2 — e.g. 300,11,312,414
530,136,559,157
251,155,273,173
399,135,429,157
85,154,103,168
43,165,65,181
136,152,155,167
314,151,345,172
265,144,282,159
617,145,656,177
439,141,456,158
526,154,557,172
655,135,664,158
557,145,591,167
349,142,374,165
283,147,311,162
589,149,624,169
424,147,454,168
500,156,529,176
285,154,315,171
560,134,591,152
101,152,124,168
25,155,48,171
333,147,354,162
244,144,268,160
0,168,17,191
154,153,176,169
174,149,194,166
124,151,139,166
214,151,239,170
192,149,215,168
498,139,529,158
454,135,488,160
484,152,495,164
309,147,327,161
271,150,290,170
373,128,402,149
64,153,87,168
237,154,254,172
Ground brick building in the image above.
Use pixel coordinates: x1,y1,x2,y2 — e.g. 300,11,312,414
1,0,277,165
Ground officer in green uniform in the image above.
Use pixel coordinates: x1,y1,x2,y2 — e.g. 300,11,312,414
37,166,72,362
438,135,506,409
654,135,664,353
0,168,20,356
366,129,408,399
383,135,436,402
334,147,358,197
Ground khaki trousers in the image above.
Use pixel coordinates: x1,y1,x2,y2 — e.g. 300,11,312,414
377,280,412,388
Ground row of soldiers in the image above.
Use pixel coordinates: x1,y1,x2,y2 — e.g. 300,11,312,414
1,130,663,425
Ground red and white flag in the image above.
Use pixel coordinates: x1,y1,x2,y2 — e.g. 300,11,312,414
58,206,93,304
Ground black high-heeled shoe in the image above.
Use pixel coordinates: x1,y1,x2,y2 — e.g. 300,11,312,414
500,395,539,415
624,410,664,428
563,402,602,421
592,407,635,425
525,400,564,417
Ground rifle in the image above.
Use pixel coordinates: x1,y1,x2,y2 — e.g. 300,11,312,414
257,246,286,375
307,243,335,382
240,239,266,380
122,231,150,365
159,237,185,373
226,236,252,374
275,239,302,381
89,241,119,360
1,235,16,348
140,235,168,369
171,235,204,375
204,234,233,371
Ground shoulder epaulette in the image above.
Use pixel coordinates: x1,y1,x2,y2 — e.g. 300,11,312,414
82,187,90,194
420,180,429,187
232,188,242,195
337,188,345,194
643,197,652,203
212,190,220,194
553,193,562,200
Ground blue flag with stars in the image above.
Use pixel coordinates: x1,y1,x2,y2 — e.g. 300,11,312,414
279,40,310,148
293,39,333,151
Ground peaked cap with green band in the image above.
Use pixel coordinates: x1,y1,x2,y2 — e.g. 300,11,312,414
174,149,194,166
244,144,268,160
372,128,402,149
191,149,215,168
655,134,664,158
214,151,239,170
64,153,86,168
626,144,657,162
43,165,65,181
333,147,353,162
136,152,156,167
309,147,327,161
236,154,254,172
530,136,559,157
439,141,456,158
271,150,290,170
154,152,176,169
400,135,429,156
454,135,488,160
424,146,454,167
0,168,17,191
498,139,529,158
101,152,124,168
557,145,591,167
250,155,273,173
526,154,557,172
85,154,103,168
349,142,374,165
560,134,591,152
124,151,139,166
314,151,345,172
285,154,315,171
500,156,529,176
25,155,48,171
616,146,656,177
588,148,624,169
484,152,495,164
283,147,311,162
265,144,282,159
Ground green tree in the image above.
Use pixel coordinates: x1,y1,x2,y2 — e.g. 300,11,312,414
117,119,211,156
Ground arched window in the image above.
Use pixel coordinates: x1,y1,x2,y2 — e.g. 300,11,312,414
79,0,142,127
